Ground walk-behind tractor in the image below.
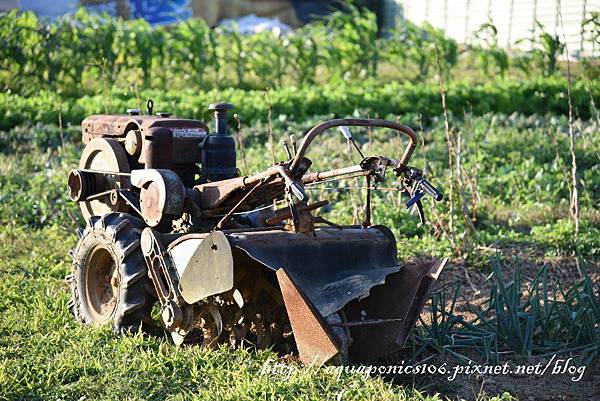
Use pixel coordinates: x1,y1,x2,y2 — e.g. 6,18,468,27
66,101,446,364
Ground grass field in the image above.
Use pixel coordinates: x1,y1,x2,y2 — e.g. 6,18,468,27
1,110,599,400
2,5,599,399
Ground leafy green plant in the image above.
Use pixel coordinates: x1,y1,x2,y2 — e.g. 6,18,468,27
0,11,45,93
170,18,216,88
582,11,600,53
483,260,600,359
317,4,380,81
214,25,247,88
384,20,458,81
2,77,599,131
531,219,600,259
580,12,600,81
516,22,565,77
412,282,497,363
286,27,319,85
68,9,120,91
244,30,289,88
470,22,509,77
119,18,157,87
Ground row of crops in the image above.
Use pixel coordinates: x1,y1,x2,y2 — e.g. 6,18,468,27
1,6,599,96
2,78,600,130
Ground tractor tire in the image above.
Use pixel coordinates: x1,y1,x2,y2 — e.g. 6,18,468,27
66,212,155,333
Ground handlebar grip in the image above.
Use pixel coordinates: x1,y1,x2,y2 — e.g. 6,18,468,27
405,189,425,208
420,179,443,201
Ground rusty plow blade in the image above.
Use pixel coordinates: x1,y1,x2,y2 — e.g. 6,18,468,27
225,227,448,365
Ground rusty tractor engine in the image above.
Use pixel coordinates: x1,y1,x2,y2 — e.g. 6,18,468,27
66,101,445,364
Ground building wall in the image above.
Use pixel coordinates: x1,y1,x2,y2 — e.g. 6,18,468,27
384,0,599,58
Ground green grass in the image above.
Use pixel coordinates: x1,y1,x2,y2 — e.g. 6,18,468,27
0,111,598,400
0,227,453,401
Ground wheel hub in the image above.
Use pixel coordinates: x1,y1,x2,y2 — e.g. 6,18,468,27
85,246,119,323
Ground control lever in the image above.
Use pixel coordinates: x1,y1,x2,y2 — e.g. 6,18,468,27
402,166,443,224
405,188,426,209
405,188,427,225
405,177,443,208
289,134,298,155
338,126,365,159
275,165,307,202
338,126,353,140
289,182,307,202
419,178,443,201
282,139,293,159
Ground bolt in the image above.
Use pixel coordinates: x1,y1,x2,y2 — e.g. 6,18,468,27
109,190,119,206
162,307,174,326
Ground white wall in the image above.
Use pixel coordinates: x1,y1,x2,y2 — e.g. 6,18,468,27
384,0,599,58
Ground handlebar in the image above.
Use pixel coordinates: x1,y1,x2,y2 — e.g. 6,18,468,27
289,119,418,176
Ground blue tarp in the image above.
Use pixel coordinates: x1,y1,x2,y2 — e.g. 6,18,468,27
17,0,338,26
19,0,193,25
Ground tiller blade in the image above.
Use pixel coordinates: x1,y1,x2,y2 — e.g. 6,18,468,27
223,226,447,364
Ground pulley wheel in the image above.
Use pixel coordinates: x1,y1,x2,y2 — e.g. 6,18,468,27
78,138,131,220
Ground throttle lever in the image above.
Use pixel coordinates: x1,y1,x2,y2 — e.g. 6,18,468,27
405,189,426,209
405,178,443,209
404,176,443,225
402,166,444,203
419,178,444,201
275,165,307,202
404,188,429,224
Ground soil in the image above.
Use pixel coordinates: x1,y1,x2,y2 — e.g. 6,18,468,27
387,352,599,401
385,248,600,401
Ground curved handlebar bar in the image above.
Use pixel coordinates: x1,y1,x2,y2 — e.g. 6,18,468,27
288,118,418,175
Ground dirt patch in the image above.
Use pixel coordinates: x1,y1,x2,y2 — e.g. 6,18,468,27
438,245,600,300
388,250,600,400
383,351,599,401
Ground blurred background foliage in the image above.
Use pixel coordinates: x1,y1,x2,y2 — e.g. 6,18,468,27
0,6,598,96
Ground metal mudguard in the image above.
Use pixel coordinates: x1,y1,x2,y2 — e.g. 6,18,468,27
225,226,400,318
169,226,446,364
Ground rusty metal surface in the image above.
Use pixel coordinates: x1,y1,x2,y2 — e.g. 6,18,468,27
226,226,399,318
138,124,207,177
276,268,341,365
265,200,328,226
194,166,283,210
215,178,270,229
140,224,444,362
194,156,394,216
71,109,444,363
81,115,142,143
82,114,207,142
289,119,418,175
194,163,367,212
341,258,448,362
395,257,447,346
77,138,131,220
67,169,95,202
84,245,119,324
131,169,185,227
139,116,208,134
82,115,208,185
301,164,368,184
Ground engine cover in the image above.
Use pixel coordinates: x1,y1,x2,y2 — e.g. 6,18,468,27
81,114,208,186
